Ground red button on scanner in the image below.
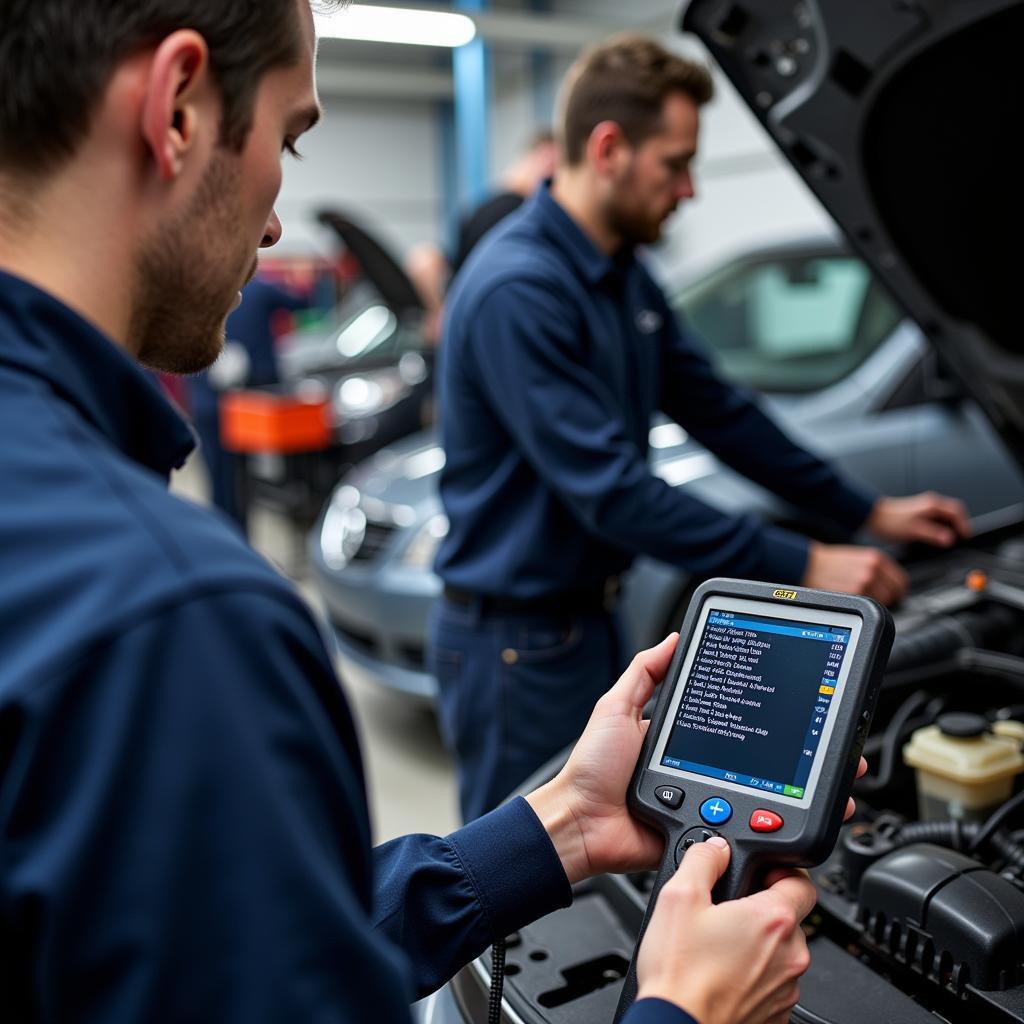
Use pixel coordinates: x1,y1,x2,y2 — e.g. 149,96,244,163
749,810,784,833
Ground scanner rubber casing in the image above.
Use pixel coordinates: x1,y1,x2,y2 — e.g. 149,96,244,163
628,577,895,893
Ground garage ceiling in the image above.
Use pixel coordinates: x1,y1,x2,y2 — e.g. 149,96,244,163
314,0,680,98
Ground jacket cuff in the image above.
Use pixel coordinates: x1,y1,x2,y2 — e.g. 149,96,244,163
623,997,700,1024
754,523,812,584
826,480,879,534
447,796,573,941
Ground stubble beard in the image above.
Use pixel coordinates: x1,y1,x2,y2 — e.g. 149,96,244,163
606,162,667,247
622,217,663,246
133,150,254,375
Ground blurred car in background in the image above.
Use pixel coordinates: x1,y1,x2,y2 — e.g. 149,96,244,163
227,210,435,528
307,235,1024,699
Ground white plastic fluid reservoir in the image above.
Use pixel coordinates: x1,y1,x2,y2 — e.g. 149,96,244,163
902,712,1024,822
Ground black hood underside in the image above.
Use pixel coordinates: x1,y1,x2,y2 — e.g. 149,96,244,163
682,0,1024,465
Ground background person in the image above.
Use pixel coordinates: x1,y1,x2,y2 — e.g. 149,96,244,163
450,128,559,278
187,274,309,530
404,130,558,343
0,3,837,1022
429,34,970,822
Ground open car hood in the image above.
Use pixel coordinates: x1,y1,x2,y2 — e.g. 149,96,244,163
681,0,1024,465
317,208,425,317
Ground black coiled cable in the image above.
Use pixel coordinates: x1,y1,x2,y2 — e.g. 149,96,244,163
488,938,506,1024
883,815,1024,872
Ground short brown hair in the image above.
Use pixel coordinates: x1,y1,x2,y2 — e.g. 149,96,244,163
0,0,343,177
557,34,714,166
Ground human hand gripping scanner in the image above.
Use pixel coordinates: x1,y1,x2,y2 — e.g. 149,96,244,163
614,578,894,1021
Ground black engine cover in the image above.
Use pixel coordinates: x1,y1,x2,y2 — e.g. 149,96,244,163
859,843,1024,992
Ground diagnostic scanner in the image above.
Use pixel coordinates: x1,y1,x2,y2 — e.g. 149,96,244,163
614,578,894,1021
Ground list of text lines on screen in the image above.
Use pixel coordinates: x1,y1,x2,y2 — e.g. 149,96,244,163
660,609,852,799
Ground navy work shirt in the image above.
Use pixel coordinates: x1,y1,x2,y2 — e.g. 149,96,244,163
436,184,876,599
0,270,693,1023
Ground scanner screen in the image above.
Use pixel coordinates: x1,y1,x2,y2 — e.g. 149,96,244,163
658,608,855,801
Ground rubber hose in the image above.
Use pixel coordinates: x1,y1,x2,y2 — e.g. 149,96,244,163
886,605,1019,676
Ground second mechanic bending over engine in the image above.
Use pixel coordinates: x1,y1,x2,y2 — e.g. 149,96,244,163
429,35,970,822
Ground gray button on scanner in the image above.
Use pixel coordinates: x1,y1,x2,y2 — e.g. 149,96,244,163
655,786,683,809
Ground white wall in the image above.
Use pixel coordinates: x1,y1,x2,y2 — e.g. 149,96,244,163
273,94,444,259
490,50,538,179
271,1,835,279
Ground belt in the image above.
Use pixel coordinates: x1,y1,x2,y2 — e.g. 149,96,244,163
442,577,621,616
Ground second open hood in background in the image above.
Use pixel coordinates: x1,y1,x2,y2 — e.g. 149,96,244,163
317,209,425,317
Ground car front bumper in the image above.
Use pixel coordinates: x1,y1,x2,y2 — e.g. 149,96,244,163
308,529,441,701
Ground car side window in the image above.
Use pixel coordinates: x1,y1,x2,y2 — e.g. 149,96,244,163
674,251,903,393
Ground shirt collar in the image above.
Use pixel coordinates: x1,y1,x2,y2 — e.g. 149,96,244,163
0,270,196,479
530,181,635,286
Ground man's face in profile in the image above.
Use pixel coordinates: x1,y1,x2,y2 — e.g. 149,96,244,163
606,92,699,247
135,0,321,375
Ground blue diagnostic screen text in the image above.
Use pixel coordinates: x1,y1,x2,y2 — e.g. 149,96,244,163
660,609,852,798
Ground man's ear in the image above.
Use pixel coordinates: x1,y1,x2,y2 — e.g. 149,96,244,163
139,30,212,182
587,120,631,179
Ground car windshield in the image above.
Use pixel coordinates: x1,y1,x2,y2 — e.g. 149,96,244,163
672,249,903,394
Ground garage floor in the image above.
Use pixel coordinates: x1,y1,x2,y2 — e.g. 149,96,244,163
171,453,460,844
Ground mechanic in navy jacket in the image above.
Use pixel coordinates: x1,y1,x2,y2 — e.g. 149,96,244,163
0,3,829,1023
431,36,970,821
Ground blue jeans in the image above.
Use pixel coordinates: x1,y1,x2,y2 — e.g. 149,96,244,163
427,597,629,822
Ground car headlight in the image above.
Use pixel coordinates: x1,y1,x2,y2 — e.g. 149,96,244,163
320,486,367,570
401,514,449,569
335,375,384,416
333,369,410,420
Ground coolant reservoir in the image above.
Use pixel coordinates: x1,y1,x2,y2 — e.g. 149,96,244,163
903,712,1024,822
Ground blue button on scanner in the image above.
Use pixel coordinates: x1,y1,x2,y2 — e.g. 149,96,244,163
699,796,733,825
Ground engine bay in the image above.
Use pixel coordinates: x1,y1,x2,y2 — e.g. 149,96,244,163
805,536,1024,1023
451,531,1024,1023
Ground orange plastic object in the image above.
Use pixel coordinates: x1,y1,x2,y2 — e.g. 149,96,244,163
219,390,333,454
966,569,988,592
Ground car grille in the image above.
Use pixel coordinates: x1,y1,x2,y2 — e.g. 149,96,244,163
351,520,397,562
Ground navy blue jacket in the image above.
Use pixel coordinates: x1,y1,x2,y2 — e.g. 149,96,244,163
436,184,876,599
0,270,692,1023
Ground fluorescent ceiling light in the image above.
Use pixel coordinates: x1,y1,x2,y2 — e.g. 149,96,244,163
315,5,477,48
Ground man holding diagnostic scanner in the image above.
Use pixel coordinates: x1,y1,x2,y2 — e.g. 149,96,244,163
0,2,862,1023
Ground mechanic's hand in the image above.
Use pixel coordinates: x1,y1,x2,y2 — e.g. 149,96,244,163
636,838,815,1024
803,541,908,606
526,634,868,885
867,492,971,548
525,634,678,884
